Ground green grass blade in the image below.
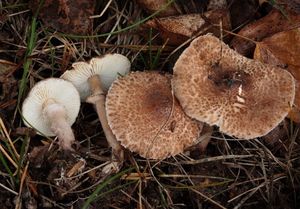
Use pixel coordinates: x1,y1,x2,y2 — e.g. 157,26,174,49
0,150,15,183
17,0,45,106
16,135,30,179
94,180,136,200
83,167,134,209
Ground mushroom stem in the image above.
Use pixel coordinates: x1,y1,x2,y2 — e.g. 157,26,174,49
86,75,124,162
42,99,75,150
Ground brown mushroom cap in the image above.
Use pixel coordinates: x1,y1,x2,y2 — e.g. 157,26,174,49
172,34,295,139
106,71,203,159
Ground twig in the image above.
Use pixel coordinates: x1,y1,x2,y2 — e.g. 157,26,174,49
15,162,29,209
0,117,20,159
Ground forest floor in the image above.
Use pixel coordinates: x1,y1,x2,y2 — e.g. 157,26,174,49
0,0,299,209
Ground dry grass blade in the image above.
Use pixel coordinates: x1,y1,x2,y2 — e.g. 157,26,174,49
0,182,18,196
229,175,287,203
179,155,253,165
0,117,19,159
0,120,19,170
0,143,18,169
14,161,29,209
190,188,227,209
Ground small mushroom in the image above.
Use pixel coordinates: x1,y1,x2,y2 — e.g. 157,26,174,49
61,54,131,101
106,71,203,159
22,78,80,150
61,54,131,161
172,34,295,139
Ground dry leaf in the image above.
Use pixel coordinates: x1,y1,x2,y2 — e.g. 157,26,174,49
0,60,17,110
231,7,300,56
61,46,72,73
270,0,300,14
143,9,231,45
28,145,50,168
136,0,178,17
229,0,259,29
175,1,209,14
66,158,86,178
30,0,95,35
0,59,16,76
254,28,300,122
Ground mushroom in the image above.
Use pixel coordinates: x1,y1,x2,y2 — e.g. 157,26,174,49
22,78,80,150
61,53,131,161
172,34,295,139
106,71,203,159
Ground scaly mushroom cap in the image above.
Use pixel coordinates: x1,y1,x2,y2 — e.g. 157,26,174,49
106,71,203,159
22,78,80,136
61,53,131,100
172,34,295,139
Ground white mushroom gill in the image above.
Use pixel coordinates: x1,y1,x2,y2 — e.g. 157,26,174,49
22,78,80,151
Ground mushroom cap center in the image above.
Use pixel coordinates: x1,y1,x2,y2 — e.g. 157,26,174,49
42,98,67,122
144,88,172,118
208,62,251,91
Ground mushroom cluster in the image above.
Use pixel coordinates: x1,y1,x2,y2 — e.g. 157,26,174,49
22,36,296,160
22,54,130,158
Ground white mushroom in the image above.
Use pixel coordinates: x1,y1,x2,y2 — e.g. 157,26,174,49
62,54,131,101
22,78,81,150
61,53,130,161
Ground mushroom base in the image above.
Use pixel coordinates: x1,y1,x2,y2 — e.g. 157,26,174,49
42,99,75,150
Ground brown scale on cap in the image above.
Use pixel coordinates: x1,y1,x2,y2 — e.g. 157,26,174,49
106,71,203,159
172,34,295,139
